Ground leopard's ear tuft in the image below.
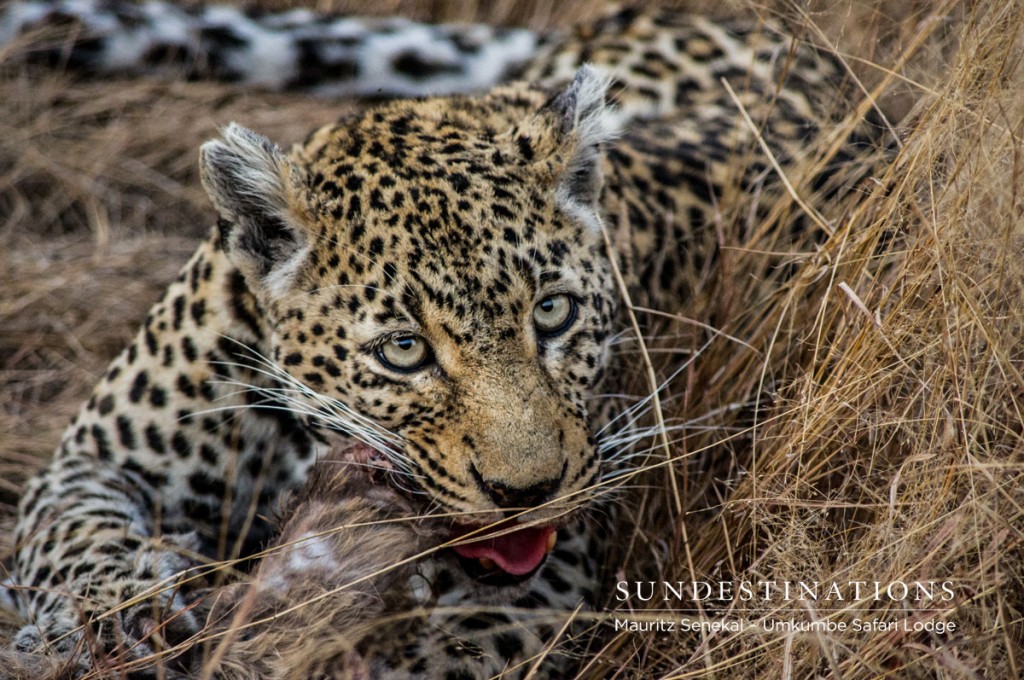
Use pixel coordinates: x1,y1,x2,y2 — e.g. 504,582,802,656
548,65,618,148
546,66,619,221
200,123,312,292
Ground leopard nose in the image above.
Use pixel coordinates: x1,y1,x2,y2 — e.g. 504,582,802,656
470,463,566,509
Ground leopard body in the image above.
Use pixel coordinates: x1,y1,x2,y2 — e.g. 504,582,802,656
3,3,877,677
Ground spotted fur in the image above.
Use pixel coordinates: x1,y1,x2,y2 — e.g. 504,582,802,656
0,0,540,96
5,5,880,678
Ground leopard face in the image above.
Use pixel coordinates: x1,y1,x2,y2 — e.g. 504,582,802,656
200,69,618,558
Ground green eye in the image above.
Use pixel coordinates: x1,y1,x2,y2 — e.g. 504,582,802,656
533,293,577,337
376,335,432,372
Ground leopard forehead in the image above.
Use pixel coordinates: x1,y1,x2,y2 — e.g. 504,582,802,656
299,123,585,296
275,92,615,339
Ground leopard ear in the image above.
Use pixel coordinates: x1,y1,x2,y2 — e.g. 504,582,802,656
200,123,313,292
546,66,618,215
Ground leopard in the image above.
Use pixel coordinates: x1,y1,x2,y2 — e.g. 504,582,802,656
2,2,882,677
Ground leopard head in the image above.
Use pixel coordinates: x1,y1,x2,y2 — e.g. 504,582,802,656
200,67,619,581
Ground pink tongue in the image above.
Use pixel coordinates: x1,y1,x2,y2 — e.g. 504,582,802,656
452,525,555,576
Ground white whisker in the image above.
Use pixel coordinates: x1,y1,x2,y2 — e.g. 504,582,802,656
199,335,420,482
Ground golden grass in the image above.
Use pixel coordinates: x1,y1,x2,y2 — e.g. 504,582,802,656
2,0,1022,677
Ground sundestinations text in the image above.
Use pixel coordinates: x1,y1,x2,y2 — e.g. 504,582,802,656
615,580,956,603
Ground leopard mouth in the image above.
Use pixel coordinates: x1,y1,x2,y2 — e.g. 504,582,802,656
331,444,560,584
450,521,557,586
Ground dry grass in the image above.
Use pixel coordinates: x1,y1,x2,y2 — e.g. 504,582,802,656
2,0,1023,677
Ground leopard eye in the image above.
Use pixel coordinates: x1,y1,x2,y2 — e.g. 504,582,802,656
533,293,577,338
376,335,432,372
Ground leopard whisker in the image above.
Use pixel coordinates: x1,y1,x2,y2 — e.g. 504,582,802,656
209,375,402,448
315,459,424,481
210,348,409,447
599,433,692,469
598,422,689,456
190,395,404,466
204,378,414,476
594,358,691,437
